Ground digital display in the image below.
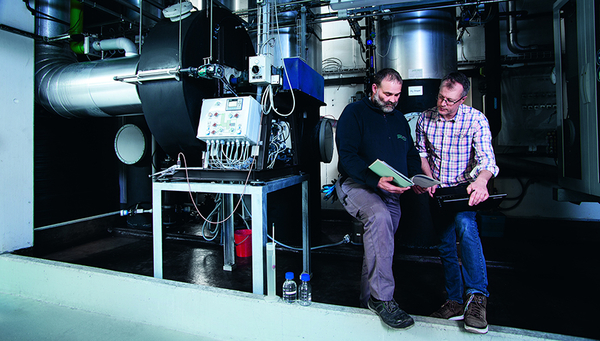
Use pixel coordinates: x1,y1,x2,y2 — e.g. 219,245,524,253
226,98,243,111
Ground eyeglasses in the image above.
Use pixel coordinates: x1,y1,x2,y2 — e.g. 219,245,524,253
437,94,464,105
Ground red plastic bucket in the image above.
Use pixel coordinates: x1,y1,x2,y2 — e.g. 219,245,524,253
234,229,252,257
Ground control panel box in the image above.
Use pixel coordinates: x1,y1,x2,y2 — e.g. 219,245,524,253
197,96,262,145
249,55,272,85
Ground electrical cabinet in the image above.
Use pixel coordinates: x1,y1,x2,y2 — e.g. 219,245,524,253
553,0,600,197
197,96,262,145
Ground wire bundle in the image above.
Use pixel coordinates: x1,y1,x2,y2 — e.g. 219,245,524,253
206,140,253,170
267,120,291,169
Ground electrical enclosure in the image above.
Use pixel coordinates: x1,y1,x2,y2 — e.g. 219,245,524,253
197,96,262,145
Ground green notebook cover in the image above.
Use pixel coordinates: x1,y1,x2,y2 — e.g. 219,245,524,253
368,159,440,188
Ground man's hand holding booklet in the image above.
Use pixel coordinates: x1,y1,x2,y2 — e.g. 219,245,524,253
368,159,440,188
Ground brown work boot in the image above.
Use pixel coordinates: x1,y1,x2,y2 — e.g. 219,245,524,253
464,293,488,334
430,300,464,320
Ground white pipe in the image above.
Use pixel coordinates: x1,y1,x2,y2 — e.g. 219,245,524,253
93,38,138,57
34,211,122,231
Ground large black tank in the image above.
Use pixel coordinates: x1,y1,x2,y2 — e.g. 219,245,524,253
138,8,255,163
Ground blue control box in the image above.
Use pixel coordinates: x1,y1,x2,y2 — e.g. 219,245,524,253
282,57,324,103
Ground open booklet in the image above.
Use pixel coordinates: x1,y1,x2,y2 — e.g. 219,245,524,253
368,159,441,188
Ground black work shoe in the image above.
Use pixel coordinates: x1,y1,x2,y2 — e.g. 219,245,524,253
367,296,415,329
430,300,464,320
464,293,488,334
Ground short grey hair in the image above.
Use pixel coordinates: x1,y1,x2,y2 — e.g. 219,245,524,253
441,72,470,98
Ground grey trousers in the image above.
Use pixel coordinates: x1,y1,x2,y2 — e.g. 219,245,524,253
336,177,401,305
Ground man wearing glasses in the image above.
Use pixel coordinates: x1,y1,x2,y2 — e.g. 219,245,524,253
414,72,499,334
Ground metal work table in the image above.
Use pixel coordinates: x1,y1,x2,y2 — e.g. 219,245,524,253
152,174,310,295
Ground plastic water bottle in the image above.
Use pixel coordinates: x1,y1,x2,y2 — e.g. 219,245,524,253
298,273,312,306
282,272,297,303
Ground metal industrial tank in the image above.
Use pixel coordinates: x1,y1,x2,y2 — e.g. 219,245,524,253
376,9,457,114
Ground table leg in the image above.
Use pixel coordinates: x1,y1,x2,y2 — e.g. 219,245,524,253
152,184,163,279
302,179,310,275
251,190,266,295
223,194,235,271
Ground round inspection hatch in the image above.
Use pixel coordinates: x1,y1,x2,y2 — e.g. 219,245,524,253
114,124,146,165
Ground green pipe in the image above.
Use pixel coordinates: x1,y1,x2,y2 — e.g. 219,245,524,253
70,0,85,54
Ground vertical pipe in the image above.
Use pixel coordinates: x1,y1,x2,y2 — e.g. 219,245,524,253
139,0,143,54
300,6,307,60
70,0,85,54
301,178,310,276
365,17,375,77
263,0,270,55
209,0,213,61
484,2,502,137
36,0,70,38
119,117,128,208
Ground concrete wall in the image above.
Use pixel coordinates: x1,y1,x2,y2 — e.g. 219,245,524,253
0,254,582,341
0,0,34,252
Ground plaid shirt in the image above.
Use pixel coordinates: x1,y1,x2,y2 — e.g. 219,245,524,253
415,104,499,188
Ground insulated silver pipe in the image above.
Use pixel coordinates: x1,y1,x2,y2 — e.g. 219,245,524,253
35,0,70,38
35,0,143,118
37,53,142,118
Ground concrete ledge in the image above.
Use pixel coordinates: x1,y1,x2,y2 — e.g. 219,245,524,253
0,254,587,341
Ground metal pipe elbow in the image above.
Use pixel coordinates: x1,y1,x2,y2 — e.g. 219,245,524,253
93,38,138,57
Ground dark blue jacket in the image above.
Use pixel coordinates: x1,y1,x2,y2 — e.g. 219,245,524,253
336,96,422,190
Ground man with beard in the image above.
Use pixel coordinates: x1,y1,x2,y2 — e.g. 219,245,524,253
415,72,499,334
335,68,422,330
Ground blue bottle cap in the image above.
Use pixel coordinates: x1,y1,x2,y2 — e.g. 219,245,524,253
285,272,294,280
300,273,310,281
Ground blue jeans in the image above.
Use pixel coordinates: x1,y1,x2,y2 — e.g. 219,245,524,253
437,211,489,304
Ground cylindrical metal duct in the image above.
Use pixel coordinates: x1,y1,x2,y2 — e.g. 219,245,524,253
35,0,142,118
376,9,456,113
36,54,142,118
36,0,70,38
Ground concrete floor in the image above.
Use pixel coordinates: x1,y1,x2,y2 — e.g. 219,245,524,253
3,212,599,340
0,292,211,341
